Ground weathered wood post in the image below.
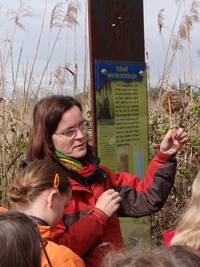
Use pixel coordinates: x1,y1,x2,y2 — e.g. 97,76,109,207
88,0,150,245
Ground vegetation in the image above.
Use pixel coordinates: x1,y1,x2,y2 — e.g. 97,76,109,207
149,0,200,244
0,0,84,205
149,87,200,245
0,0,200,246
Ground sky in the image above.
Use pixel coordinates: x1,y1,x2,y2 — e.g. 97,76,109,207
0,0,87,97
143,0,200,88
0,0,200,97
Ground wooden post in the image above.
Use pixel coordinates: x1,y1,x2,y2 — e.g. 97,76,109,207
88,0,150,246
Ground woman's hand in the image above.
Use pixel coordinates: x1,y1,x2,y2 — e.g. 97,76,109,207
160,128,188,155
95,189,122,218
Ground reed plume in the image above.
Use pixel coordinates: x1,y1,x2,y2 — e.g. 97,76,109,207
50,1,81,29
158,8,165,34
162,89,182,129
8,1,33,31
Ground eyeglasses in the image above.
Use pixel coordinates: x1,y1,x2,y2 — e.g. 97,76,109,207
56,120,88,139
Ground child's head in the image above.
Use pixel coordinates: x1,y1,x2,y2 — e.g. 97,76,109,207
9,160,71,227
171,170,200,249
0,210,41,267
168,245,200,267
104,247,172,267
103,245,200,267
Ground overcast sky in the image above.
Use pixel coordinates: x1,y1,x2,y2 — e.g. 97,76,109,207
0,0,87,96
0,0,200,97
144,0,200,88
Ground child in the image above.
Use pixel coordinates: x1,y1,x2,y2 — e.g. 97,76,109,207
0,210,41,267
164,171,200,250
103,245,200,267
9,160,85,267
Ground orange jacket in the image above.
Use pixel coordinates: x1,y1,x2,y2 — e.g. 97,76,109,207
0,207,7,212
0,208,85,267
42,238,85,267
40,225,85,267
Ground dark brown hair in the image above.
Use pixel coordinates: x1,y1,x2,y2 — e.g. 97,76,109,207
26,95,82,161
9,160,71,205
0,211,41,267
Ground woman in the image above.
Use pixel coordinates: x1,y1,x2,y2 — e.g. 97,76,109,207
164,171,200,249
26,95,187,267
0,210,41,267
9,160,85,267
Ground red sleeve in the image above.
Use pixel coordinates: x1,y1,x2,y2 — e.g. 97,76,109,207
106,149,174,189
49,208,108,256
103,150,177,216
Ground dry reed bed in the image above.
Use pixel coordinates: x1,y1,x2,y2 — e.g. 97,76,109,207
149,90,200,245
0,0,200,244
0,98,35,205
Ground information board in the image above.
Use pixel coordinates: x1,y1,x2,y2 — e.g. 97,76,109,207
95,61,148,177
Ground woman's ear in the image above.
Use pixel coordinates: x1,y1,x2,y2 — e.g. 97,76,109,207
47,190,57,209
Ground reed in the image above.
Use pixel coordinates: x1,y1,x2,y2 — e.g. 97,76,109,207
0,1,199,248
0,0,82,206
150,0,200,115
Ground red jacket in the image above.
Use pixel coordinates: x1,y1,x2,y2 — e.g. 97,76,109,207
51,150,177,267
163,230,176,247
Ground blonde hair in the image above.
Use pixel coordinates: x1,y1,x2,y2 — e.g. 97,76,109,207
9,160,71,206
171,171,200,249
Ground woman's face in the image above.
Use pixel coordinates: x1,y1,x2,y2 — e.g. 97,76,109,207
52,105,87,158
